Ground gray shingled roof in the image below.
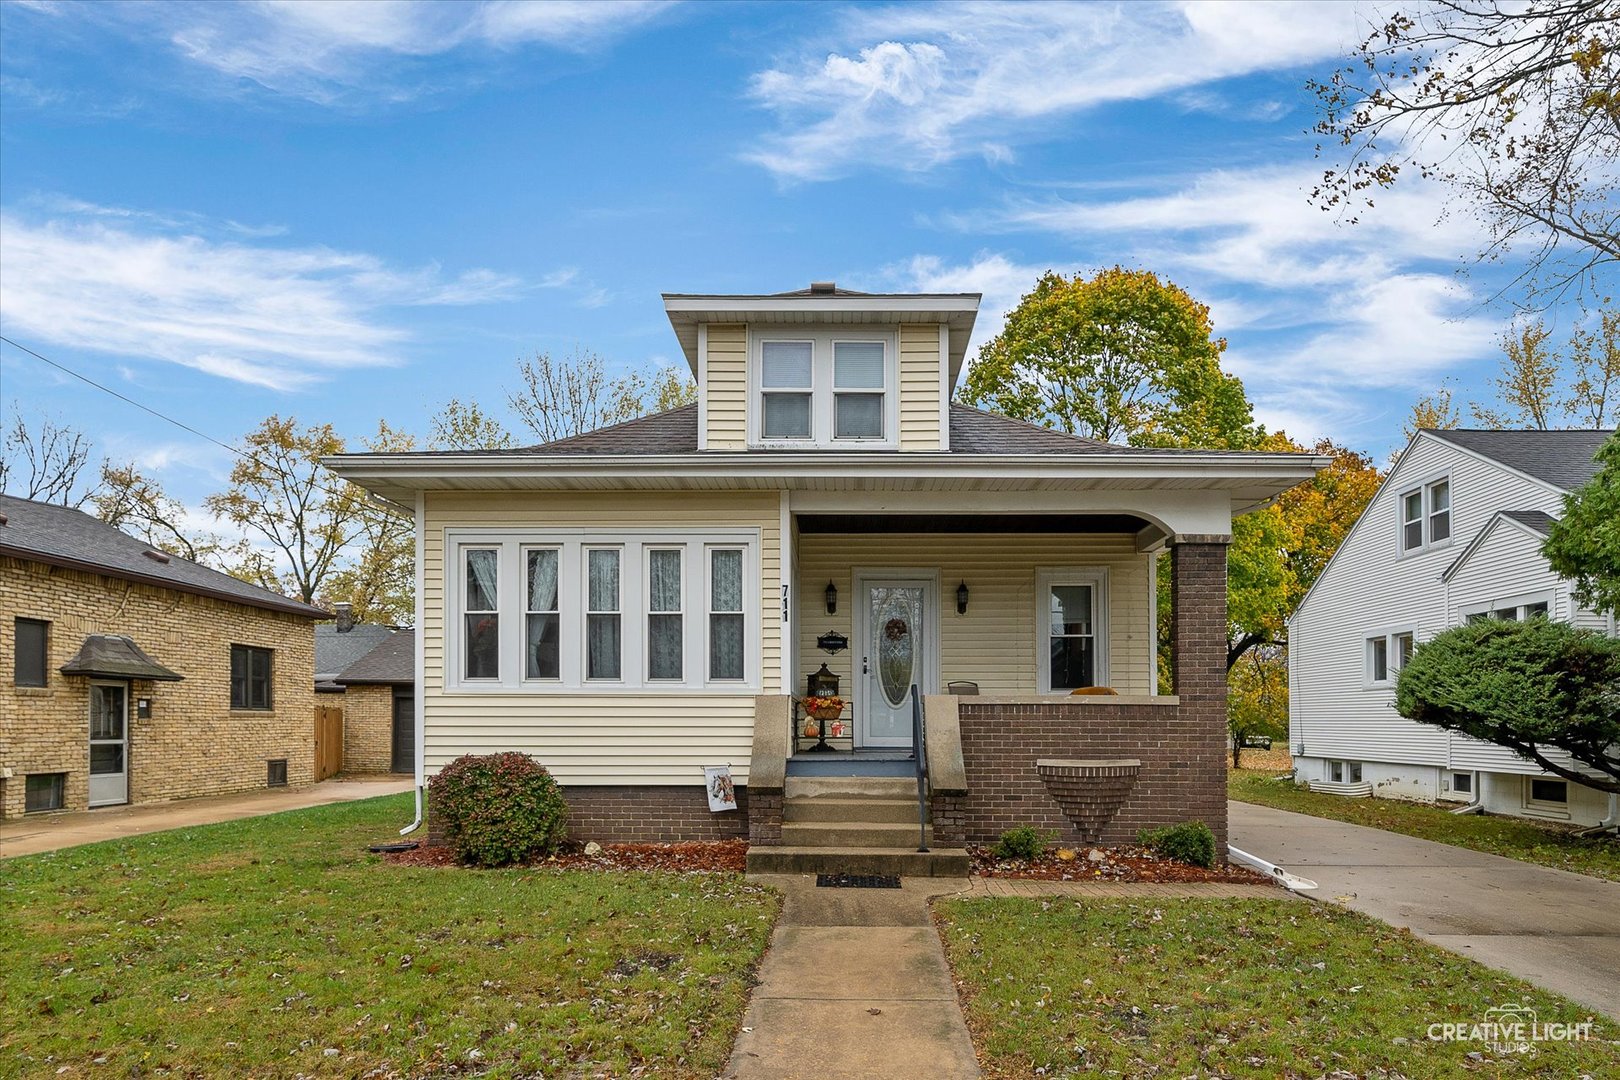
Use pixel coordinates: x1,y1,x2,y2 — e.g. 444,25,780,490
1501,509,1558,535
60,634,184,681
315,622,397,679
0,493,326,618
1427,429,1613,491
446,403,1161,457
336,628,414,685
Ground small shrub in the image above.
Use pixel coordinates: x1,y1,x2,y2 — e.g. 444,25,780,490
429,752,568,867
1137,821,1216,868
992,825,1057,861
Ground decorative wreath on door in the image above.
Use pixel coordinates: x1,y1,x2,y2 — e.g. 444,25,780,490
884,618,910,641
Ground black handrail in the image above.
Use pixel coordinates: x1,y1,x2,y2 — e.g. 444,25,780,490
911,683,929,853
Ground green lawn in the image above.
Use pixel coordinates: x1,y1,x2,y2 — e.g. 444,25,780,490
0,794,779,1078
937,897,1619,1078
1231,769,1620,883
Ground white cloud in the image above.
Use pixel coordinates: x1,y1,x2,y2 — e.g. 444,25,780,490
0,202,525,391
746,1,1358,180
139,0,673,103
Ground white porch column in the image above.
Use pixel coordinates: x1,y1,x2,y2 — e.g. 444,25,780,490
779,489,793,695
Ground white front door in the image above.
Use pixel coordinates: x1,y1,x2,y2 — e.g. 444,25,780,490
856,577,936,749
88,681,129,808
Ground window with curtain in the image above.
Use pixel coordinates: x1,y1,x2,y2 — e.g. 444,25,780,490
761,340,813,440
833,341,885,439
647,548,683,680
465,548,500,680
709,548,745,681
525,548,560,680
587,548,622,680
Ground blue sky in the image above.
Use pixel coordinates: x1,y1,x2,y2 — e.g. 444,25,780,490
0,0,1565,518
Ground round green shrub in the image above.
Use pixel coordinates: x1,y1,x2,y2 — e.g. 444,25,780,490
1137,821,1216,868
992,825,1057,861
429,752,568,867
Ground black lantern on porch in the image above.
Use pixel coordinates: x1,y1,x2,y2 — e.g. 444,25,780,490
825,580,838,614
807,663,839,697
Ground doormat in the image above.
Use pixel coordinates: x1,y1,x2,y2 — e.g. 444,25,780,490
815,873,901,889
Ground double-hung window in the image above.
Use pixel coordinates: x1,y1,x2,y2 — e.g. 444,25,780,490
1367,629,1416,687
525,548,560,680
647,548,684,681
464,548,500,680
1036,569,1108,693
709,547,745,681
753,330,896,447
1400,477,1452,552
586,548,623,681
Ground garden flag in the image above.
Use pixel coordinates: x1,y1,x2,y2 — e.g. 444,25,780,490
704,765,738,812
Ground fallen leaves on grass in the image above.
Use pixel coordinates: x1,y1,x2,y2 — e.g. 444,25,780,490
383,839,749,874
969,844,1271,885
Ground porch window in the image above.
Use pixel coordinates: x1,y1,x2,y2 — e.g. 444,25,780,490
464,548,500,680
586,548,623,680
525,548,560,680
709,547,745,681
1036,569,1108,692
647,548,684,681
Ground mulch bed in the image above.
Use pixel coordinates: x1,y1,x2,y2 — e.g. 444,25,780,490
970,844,1274,885
382,838,749,873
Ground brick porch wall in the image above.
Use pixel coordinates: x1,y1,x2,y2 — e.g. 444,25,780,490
946,540,1230,853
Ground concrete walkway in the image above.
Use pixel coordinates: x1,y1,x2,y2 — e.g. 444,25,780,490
727,874,981,1080
1230,800,1620,1021
0,776,413,858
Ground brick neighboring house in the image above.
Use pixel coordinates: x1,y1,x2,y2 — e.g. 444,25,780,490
0,493,326,819
327,282,1326,870
315,604,410,774
332,628,414,775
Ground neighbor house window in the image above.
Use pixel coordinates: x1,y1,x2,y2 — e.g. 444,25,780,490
646,548,683,681
753,330,895,448
1367,636,1390,684
1394,632,1415,670
709,547,745,681
25,773,65,812
760,340,813,440
586,548,622,680
230,645,273,710
1400,477,1452,552
1462,595,1555,624
448,531,756,691
464,548,500,680
524,548,560,680
14,617,48,688
1448,771,1474,795
1367,630,1416,686
1037,570,1108,692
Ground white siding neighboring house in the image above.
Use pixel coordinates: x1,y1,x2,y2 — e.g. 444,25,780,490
1289,428,1617,827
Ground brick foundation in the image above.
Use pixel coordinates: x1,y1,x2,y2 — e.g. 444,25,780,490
427,784,752,845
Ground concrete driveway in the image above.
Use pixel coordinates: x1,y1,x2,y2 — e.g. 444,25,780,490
0,776,414,858
1230,800,1620,1022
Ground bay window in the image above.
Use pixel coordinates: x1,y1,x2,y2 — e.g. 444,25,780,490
752,329,896,448
449,530,756,691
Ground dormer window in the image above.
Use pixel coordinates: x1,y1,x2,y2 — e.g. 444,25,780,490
751,328,897,448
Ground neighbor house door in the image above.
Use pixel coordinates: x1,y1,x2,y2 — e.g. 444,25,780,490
855,576,936,749
391,690,414,775
88,681,129,808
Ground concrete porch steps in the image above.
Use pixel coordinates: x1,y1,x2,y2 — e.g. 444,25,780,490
782,796,918,824
745,845,971,877
781,821,934,847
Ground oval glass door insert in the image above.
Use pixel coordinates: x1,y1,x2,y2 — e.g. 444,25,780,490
874,588,918,708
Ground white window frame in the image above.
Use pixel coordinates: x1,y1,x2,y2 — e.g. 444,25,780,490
1441,769,1475,801
584,546,626,684
1363,627,1416,688
1523,775,1570,818
461,547,502,683
522,545,563,683
445,529,759,693
1328,759,1363,784
748,326,899,449
706,545,748,684
1035,568,1110,694
644,546,686,683
1459,591,1556,625
1398,475,1453,555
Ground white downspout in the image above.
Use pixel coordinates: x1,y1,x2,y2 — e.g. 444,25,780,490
400,489,427,836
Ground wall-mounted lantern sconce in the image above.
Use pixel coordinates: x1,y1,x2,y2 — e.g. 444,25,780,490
825,580,838,615
956,580,970,615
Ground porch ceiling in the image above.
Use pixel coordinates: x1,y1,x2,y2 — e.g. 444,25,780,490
795,513,1150,534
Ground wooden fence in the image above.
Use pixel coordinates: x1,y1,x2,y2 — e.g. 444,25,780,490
314,706,344,781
